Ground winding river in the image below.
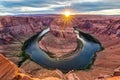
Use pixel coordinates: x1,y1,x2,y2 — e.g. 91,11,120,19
24,27,103,71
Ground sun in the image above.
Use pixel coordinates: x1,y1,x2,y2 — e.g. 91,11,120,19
64,11,71,17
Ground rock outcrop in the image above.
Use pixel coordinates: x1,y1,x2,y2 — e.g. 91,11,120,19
0,54,63,80
113,66,120,76
0,49,120,79
39,32,77,58
0,54,18,80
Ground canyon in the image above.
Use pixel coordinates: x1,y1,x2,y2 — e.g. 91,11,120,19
0,15,120,80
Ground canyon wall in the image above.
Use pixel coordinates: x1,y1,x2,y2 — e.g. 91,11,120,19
0,16,54,44
0,15,120,45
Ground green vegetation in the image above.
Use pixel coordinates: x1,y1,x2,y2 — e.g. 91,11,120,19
18,51,31,67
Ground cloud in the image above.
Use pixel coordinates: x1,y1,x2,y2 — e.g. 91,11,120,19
79,9,120,15
19,6,53,12
0,12,14,16
3,0,23,2
56,0,101,7
0,0,120,15
87,9,120,15
71,0,120,10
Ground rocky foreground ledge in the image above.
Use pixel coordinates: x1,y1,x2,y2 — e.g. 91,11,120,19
0,54,120,80
0,54,62,80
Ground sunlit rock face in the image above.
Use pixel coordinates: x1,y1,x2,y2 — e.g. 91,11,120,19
39,17,78,58
0,54,18,80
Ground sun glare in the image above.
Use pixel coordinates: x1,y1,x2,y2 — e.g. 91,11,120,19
60,10,74,30
64,11,71,17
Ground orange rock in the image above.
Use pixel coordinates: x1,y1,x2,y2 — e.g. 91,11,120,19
0,54,39,80
65,73,80,80
41,77,62,80
15,73,40,80
0,54,18,80
106,76,120,80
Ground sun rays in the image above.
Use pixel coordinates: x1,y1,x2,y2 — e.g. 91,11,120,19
64,11,71,17
60,11,75,30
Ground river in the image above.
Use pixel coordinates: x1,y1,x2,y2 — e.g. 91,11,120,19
25,27,102,72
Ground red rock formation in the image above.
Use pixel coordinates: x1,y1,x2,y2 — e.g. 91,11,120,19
39,32,77,58
0,16,53,45
39,17,78,58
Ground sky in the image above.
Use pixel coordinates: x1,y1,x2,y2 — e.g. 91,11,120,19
0,0,120,15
